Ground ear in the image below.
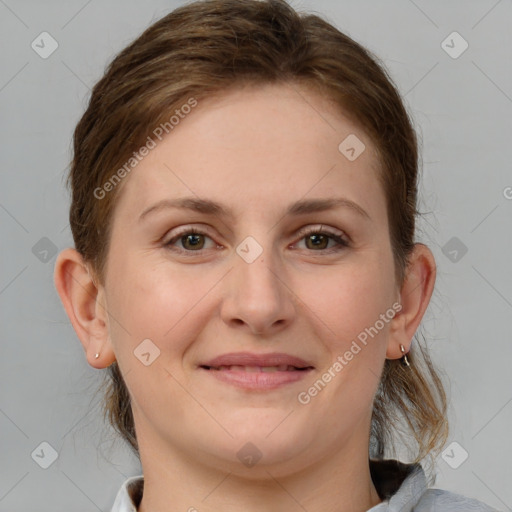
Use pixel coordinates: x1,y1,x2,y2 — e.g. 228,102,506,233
386,243,436,359
53,248,116,369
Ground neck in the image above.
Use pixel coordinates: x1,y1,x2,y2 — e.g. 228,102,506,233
136,427,381,512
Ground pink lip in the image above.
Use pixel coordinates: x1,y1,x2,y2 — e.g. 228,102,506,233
201,367,313,390
200,351,313,368
198,352,314,390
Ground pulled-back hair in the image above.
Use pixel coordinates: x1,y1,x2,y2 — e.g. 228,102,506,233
67,0,448,467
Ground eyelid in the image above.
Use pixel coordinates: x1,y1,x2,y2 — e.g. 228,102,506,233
294,224,349,243
165,224,213,239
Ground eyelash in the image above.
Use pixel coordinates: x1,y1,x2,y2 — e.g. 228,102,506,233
163,225,350,256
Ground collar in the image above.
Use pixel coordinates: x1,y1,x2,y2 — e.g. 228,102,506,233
110,459,426,512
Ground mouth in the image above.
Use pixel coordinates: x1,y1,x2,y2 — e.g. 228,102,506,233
198,354,315,390
200,364,312,372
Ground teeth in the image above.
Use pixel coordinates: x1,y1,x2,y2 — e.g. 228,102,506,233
211,365,299,372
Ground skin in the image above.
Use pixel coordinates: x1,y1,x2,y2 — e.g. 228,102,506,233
54,82,436,512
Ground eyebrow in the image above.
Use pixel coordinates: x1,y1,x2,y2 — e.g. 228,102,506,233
138,196,370,222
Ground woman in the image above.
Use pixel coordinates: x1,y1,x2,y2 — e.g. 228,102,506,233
53,0,500,510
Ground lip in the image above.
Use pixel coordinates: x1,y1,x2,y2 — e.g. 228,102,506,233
200,351,314,369
198,352,314,391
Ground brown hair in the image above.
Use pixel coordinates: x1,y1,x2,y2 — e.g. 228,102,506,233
67,0,448,467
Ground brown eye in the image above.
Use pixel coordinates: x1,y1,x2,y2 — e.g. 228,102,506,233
164,228,217,253
295,226,350,253
180,233,205,250
305,233,330,250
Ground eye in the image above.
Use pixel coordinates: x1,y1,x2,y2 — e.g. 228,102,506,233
163,224,350,256
164,227,219,254
293,225,350,253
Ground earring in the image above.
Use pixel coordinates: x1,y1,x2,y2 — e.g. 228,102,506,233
400,344,410,367
94,352,100,359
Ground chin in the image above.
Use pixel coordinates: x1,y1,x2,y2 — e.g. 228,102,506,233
194,418,316,472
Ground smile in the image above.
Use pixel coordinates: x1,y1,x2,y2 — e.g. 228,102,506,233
198,365,314,390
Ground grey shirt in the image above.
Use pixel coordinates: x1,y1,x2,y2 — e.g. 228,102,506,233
110,459,500,511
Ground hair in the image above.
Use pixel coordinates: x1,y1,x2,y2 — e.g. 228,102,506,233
66,0,448,469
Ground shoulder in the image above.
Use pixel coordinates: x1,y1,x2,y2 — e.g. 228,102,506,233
369,459,501,512
414,487,501,511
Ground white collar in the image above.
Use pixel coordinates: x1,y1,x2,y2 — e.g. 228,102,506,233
110,474,143,512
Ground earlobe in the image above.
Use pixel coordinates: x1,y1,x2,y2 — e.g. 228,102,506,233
386,243,436,360
53,248,116,369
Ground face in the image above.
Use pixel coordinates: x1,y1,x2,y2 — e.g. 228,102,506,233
100,82,400,477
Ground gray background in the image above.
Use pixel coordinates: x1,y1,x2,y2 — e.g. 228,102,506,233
1,0,511,510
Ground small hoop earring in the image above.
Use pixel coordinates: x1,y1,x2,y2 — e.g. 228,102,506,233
400,344,410,367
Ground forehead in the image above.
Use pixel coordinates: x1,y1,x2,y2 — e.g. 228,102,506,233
113,82,385,223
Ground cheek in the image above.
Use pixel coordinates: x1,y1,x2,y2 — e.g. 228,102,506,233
299,262,394,415
103,257,212,408
297,256,394,348
105,253,220,354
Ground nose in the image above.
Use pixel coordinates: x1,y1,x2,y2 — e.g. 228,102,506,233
220,246,295,336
